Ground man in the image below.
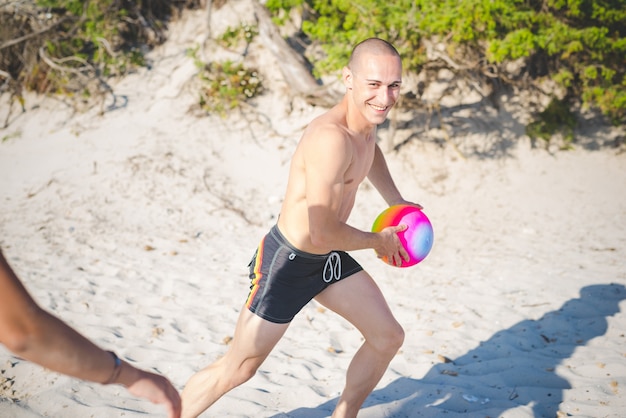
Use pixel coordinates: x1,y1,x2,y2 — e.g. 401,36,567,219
182,38,420,418
0,250,182,418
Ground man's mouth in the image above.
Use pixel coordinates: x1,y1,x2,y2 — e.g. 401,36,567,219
369,104,388,112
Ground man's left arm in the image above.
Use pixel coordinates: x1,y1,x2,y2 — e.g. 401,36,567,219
367,143,419,207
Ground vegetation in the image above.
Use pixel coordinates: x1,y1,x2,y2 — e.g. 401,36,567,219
216,22,259,50
1,0,623,144
525,98,577,149
0,0,200,110
188,44,263,116
189,22,264,115
266,0,625,128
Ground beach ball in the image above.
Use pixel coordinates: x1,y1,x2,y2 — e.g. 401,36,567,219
371,204,434,268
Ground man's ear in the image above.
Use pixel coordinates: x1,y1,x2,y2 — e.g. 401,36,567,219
342,66,353,89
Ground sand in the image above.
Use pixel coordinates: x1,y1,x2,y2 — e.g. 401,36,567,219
1,5,625,418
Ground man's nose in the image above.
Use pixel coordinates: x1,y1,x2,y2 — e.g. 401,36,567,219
381,86,397,105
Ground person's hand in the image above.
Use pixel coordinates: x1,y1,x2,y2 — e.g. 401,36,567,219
124,367,182,418
374,224,409,267
390,199,423,210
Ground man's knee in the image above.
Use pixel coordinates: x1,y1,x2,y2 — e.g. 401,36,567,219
228,357,262,388
372,321,404,355
388,322,405,352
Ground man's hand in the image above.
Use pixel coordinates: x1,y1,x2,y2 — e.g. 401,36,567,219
390,199,423,210
374,224,410,267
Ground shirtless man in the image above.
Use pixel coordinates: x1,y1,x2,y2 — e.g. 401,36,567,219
181,38,420,418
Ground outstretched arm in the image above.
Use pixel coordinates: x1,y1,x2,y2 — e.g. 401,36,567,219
0,250,181,418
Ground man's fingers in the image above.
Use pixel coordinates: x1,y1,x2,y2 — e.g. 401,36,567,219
395,252,404,267
399,247,410,262
394,223,408,232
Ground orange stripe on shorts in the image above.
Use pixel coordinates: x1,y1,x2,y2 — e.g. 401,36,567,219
245,236,265,309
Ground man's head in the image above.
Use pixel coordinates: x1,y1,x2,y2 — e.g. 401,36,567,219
348,38,401,74
343,38,403,126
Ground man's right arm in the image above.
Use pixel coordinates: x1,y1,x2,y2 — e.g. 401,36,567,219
301,129,408,265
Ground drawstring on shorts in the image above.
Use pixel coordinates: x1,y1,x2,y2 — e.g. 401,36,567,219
323,252,342,283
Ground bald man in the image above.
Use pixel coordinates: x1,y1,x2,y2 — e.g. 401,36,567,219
181,38,422,418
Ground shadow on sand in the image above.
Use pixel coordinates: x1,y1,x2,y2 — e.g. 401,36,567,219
269,283,626,418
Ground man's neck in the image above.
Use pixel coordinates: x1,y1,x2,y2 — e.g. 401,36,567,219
342,96,377,137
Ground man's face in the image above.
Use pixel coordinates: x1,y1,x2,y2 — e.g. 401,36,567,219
346,53,402,125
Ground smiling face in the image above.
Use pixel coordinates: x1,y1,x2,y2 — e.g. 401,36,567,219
343,43,402,128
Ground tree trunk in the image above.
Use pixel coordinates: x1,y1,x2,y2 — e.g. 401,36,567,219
252,0,336,106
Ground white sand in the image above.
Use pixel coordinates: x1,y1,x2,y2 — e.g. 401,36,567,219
1,6,625,418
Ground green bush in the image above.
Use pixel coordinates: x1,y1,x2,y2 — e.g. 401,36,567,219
525,98,577,149
188,46,263,116
1,0,199,101
266,0,625,124
267,0,424,77
216,23,259,50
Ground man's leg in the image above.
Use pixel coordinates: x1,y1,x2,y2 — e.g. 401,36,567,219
181,307,290,418
314,271,404,418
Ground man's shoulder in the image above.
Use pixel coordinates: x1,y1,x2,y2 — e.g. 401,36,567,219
304,111,349,141
301,123,350,153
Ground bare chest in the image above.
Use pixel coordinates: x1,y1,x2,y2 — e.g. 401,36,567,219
344,137,375,188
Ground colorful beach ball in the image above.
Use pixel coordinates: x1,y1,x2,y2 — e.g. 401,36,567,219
371,204,434,268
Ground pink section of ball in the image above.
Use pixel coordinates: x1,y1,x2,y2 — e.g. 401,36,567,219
371,205,434,267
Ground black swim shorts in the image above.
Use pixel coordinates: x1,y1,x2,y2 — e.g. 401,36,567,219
245,225,363,324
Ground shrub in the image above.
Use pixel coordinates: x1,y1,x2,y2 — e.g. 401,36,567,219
1,0,200,103
266,0,625,124
526,98,577,149
188,46,263,116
